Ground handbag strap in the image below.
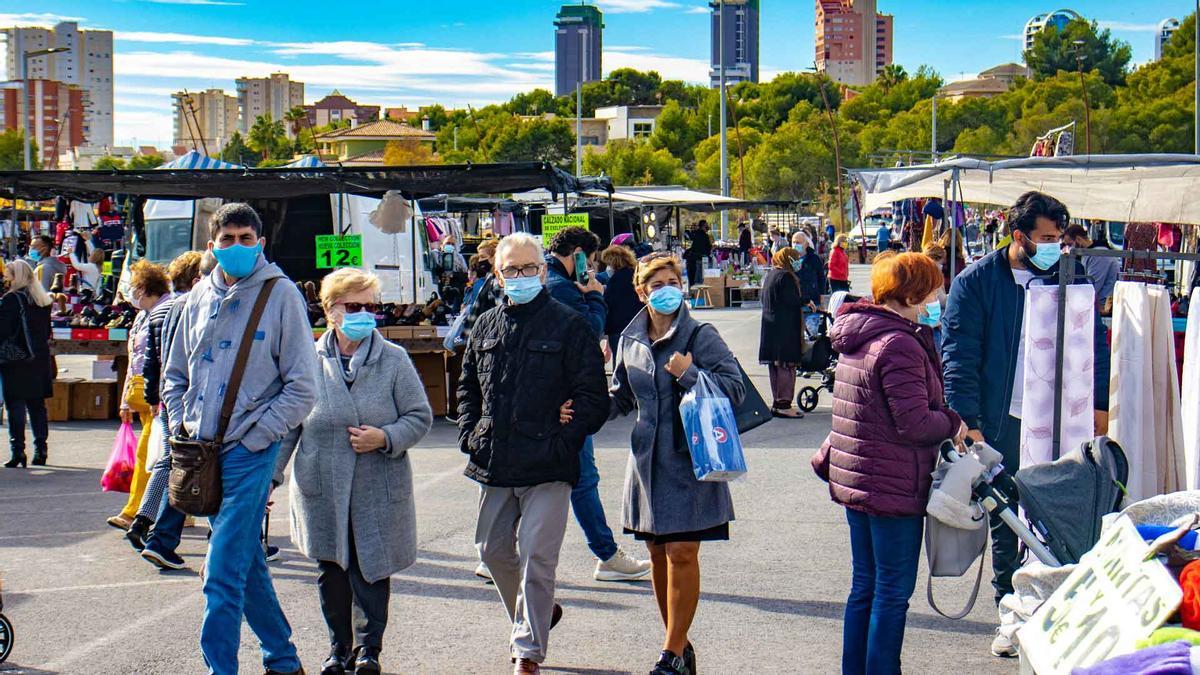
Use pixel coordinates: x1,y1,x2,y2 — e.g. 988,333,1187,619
926,537,987,620
214,278,279,445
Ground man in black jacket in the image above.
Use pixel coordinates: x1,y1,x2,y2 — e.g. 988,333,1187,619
684,220,712,286
457,232,608,675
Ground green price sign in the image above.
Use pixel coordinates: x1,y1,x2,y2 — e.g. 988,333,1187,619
315,234,363,269
540,213,589,248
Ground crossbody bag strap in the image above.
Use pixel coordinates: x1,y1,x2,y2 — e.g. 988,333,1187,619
214,277,279,445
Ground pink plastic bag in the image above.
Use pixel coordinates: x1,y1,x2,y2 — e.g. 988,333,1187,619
101,422,138,493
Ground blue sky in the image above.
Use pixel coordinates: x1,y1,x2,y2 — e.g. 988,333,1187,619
1,1,1192,147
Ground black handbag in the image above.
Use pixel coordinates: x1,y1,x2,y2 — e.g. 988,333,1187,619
0,292,34,364
681,323,772,434
169,279,278,517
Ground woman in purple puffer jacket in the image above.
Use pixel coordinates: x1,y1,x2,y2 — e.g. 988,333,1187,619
812,252,966,675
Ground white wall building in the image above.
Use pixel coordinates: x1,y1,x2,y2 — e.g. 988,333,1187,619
236,73,305,137
594,105,664,143
1023,9,1082,53
3,21,114,149
173,89,239,154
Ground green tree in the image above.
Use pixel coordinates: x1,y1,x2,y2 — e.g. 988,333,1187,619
0,129,37,170
487,117,575,165
220,131,256,166
504,89,558,116
383,139,440,166
649,100,704,162
127,153,164,170
93,156,127,170
421,104,450,131
582,140,688,186
1024,17,1132,86
247,115,288,161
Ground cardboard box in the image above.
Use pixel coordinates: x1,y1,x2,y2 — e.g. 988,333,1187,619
48,378,81,422
693,275,727,309
409,326,437,338
70,328,108,341
70,380,118,420
411,352,449,417
52,328,72,341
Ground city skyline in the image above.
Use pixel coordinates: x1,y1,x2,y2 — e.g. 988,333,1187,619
0,1,1191,149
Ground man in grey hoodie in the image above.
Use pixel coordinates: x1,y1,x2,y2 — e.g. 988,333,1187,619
162,203,317,675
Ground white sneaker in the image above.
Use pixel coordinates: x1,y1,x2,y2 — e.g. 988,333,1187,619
475,562,493,581
991,629,1018,658
594,547,652,582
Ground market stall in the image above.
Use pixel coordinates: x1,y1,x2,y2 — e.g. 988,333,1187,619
3,162,613,419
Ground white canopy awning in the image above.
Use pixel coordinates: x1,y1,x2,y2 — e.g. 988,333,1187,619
582,185,743,207
851,154,1200,225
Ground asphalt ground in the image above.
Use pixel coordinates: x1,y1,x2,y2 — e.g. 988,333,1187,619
0,266,1018,674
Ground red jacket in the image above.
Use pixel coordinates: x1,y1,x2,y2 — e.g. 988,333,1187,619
813,302,962,517
829,246,849,282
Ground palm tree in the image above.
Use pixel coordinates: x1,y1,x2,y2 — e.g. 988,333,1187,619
284,107,308,138
877,64,908,92
248,115,286,161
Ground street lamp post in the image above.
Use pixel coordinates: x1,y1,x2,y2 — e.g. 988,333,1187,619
1073,40,1092,155
719,0,729,240
1195,0,1199,155
21,47,71,170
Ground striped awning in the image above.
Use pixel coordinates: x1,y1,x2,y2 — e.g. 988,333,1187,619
282,155,324,168
159,150,242,170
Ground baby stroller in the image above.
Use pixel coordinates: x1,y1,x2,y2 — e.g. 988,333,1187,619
0,579,12,663
796,310,836,413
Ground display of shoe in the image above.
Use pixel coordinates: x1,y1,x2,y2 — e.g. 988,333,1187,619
991,629,1018,658
106,514,133,531
353,646,381,675
594,547,653,582
141,546,187,570
475,562,492,581
320,644,352,675
125,515,152,552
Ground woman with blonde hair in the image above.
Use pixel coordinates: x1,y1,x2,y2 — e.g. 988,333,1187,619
1,260,54,467
275,267,433,675
608,253,745,675
759,247,807,418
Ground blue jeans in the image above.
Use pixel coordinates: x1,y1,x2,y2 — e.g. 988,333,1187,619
842,508,923,675
571,437,618,561
201,442,299,675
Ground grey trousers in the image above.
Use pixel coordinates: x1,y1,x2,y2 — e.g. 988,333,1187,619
475,481,571,663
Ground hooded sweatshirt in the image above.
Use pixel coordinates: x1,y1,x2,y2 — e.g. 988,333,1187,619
816,301,962,517
162,254,317,452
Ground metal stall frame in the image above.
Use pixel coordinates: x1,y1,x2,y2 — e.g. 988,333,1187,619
1050,246,1200,458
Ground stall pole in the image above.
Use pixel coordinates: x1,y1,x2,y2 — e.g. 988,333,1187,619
337,192,346,235
607,193,614,241
949,167,960,281
410,199,418,305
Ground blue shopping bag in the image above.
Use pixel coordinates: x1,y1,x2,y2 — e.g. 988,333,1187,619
679,371,748,482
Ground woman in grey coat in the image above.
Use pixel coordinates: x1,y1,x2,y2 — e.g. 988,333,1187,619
609,254,746,675
275,268,433,675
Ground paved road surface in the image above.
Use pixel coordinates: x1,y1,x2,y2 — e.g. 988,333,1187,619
0,267,1016,674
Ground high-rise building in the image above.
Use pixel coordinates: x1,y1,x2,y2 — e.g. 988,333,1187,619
555,5,604,97
709,0,760,88
1023,9,1082,52
815,0,893,87
1,79,86,167
172,89,239,154
3,21,113,149
235,73,305,137
1157,18,1181,60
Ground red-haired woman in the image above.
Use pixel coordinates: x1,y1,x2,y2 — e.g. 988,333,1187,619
813,252,966,675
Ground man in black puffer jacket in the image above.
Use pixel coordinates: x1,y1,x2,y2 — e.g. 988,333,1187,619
457,232,608,675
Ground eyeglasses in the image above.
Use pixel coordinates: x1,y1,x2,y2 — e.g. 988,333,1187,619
338,302,379,313
499,264,543,279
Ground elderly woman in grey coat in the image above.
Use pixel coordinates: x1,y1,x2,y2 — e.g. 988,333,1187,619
609,253,745,675
275,268,433,675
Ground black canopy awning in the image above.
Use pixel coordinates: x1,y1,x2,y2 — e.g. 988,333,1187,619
415,195,528,214
0,163,613,202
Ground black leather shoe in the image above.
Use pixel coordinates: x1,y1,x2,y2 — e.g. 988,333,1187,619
320,644,352,675
353,646,381,675
264,668,304,675
3,454,27,468
125,515,152,552
31,451,47,466
683,643,696,675
650,650,690,675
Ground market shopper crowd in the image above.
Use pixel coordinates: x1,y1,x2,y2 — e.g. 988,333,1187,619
0,189,1131,675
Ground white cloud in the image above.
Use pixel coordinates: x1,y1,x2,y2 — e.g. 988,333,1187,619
1097,21,1160,33
114,30,256,46
606,50,709,82
0,13,87,25
998,34,1024,41
597,0,682,14
114,110,173,148
685,6,710,14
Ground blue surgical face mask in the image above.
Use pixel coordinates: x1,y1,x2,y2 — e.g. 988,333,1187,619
503,275,543,304
919,301,942,326
790,259,802,272
443,244,455,253
28,249,42,263
648,285,684,315
212,241,262,279
339,311,376,341
1029,242,1062,271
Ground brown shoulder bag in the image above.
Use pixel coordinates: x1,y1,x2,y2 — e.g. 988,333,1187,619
168,278,279,516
